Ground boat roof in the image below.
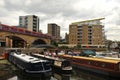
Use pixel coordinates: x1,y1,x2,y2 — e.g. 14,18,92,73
5,48,21,50
62,55,120,64
33,54,65,61
13,53,47,63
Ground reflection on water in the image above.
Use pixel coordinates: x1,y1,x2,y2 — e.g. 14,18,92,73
8,69,71,80
8,76,17,80
12,70,51,80
73,68,120,80
52,73,71,80
0,64,119,80
7,68,120,80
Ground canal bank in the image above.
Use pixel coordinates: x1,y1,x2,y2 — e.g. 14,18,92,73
0,59,16,80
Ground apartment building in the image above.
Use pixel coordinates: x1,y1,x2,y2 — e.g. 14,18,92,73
69,18,106,48
19,15,39,32
48,23,61,42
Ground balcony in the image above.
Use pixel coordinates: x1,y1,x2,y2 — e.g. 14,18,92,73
88,33,92,36
78,36,82,38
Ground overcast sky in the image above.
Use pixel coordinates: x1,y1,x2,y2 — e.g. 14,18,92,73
0,0,120,40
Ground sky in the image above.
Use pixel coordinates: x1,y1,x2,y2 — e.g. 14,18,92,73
0,0,120,40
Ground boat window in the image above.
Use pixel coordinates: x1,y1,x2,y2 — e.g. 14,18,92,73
102,63,105,67
33,63,43,70
79,60,82,63
22,54,26,56
9,50,16,52
88,61,91,64
43,62,50,66
62,61,71,67
34,59,39,61
29,58,34,59
34,63,42,66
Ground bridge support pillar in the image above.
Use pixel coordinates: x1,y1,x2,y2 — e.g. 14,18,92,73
5,37,13,48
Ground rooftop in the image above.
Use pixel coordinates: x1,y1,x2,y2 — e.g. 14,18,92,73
71,18,105,26
13,53,46,63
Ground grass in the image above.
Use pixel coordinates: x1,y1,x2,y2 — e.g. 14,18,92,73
0,59,9,64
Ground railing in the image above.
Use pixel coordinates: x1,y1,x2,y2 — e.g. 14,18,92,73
0,24,52,39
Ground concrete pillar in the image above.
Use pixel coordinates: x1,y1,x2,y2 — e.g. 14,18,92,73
10,39,13,48
5,37,13,48
48,39,51,45
45,39,51,45
26,41,31,48
5,37,9,47
23,41,27,48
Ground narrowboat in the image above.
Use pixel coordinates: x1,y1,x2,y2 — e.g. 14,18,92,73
58,54,120,78
32,53,72,74
7,51,52,74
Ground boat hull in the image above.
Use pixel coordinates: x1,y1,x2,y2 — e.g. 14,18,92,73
52,65,72,74
59,55,120,78
7,53,52,75
72,63,120,78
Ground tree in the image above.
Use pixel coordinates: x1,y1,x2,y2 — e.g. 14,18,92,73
51,41,58,47
76,44,81,49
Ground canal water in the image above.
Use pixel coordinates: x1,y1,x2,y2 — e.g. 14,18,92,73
0,60,119,80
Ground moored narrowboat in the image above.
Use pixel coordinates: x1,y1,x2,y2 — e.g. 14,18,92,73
32,53,72,74
7,51,52,75
58,54,120,78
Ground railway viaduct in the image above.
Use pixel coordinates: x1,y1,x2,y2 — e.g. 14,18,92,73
0,24,52,48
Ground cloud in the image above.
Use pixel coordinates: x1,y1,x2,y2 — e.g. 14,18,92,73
1,0,120,40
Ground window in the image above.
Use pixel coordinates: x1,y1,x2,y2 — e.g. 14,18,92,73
88,26,92,28
102,63,106,67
